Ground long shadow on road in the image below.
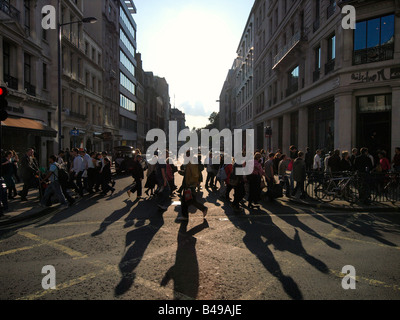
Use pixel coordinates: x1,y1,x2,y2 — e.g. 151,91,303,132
114,200,165,297
220,199,333,300
160,219,209,300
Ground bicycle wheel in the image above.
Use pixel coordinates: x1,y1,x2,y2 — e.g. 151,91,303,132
315,180,336,203
343,183,359,204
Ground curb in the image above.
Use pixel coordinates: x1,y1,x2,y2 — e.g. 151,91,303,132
282,197,400,213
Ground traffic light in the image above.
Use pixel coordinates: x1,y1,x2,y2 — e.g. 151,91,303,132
265,126,272,137
0,86,8,121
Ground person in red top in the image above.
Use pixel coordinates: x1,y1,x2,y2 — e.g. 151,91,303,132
378,151,391,173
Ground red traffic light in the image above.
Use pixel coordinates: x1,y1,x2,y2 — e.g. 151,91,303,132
0,86,8,96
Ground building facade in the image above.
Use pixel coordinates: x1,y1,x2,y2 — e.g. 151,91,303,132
0,0,57,166
221,0,400,160
118,0,138,147
84,0,120,153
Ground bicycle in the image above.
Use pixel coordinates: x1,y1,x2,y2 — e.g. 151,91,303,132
371,172,400,204
312,171,359,204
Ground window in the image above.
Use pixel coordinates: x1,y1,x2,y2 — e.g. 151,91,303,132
43,63,47,89
24,0,30,36
24,53,31,84
314,46,321,82
353,14,395,65
326,34,336,74
328,34,336,60
287,65,299,97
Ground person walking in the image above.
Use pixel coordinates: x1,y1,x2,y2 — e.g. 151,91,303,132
247,153,265,209
18,148,38,202
70,148,84,197
177,150,208,222
278,154,291,197
100,157,115,196
205,152,216,189
127,153,144,199
1,151,17,199
40,155,68,209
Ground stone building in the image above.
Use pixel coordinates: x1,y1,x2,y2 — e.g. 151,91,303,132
0,0,57,166
221,0,400,160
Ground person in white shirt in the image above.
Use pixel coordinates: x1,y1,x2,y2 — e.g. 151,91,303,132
313,150,322,171
80,149,92,193
70,148,84,197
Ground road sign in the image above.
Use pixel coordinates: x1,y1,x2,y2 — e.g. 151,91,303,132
70,129,79,136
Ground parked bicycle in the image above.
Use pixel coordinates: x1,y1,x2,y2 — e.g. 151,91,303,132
309,171,359,204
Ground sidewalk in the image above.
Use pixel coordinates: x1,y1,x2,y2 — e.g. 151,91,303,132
278,194,400,212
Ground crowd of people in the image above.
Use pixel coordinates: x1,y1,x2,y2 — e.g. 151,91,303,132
1,147,117,210
1,144,399,217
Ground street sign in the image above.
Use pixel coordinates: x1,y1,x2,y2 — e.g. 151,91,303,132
70,129,79,136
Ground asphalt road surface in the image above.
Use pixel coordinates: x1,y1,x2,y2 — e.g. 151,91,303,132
1,174,399,302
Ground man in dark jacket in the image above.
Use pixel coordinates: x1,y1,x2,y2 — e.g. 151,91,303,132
292,151,307,199
354,147,373,204
328,149,341,173
127,154,144,199
19,148,38,201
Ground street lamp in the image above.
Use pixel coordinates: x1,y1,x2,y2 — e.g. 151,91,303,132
57,0,97,150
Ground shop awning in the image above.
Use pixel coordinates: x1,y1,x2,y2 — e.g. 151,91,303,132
1,117,57,138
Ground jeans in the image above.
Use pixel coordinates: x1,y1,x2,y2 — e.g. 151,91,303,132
41,180,67,206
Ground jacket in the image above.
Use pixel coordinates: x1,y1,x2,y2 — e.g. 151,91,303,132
293,158,306,182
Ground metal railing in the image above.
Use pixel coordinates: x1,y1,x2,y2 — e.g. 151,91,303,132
303,171,400,205
353,43,394,65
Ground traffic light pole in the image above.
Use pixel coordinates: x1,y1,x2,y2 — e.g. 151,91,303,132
57,0,62,151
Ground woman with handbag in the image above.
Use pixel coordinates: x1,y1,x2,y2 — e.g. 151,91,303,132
178,151,208,222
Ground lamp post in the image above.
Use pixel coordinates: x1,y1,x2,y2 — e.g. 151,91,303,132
57,0,97,150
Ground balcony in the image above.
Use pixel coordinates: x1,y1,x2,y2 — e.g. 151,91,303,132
0,0,20,23
273,31,307,70
4,74,18,90
24,82,36,96
353,43,394,66
325,59,335,75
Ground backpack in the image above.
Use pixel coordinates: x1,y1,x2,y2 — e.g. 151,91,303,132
55,163,69,185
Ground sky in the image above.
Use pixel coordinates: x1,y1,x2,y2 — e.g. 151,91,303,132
133,0,255,130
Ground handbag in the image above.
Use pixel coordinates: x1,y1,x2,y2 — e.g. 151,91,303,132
184,188,193,201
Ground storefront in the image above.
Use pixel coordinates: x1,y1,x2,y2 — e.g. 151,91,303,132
1,116,57,167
